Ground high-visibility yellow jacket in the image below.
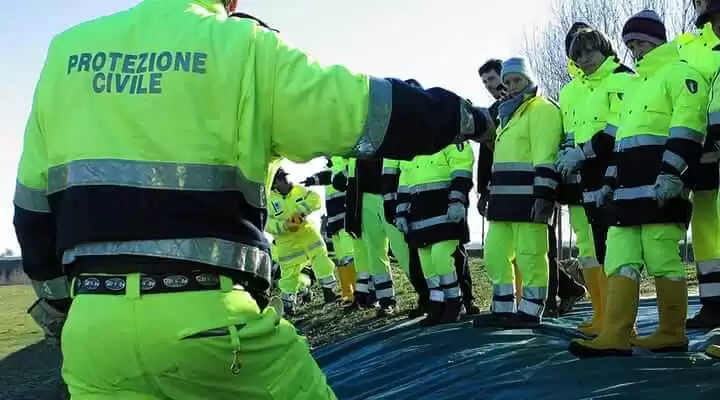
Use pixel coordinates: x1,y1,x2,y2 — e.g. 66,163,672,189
488,94,562,222
12,0,485,298
608,42,708,226
677,22,720,191
266,184,325,258
571,57,636,202
556,61,586,205
306,156,348,237
397,143,474,246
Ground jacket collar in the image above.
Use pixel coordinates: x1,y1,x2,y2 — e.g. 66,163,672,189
585,57,619,83
635,42,679,77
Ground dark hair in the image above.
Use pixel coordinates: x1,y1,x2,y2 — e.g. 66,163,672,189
478,59,503,76
569,27,617,62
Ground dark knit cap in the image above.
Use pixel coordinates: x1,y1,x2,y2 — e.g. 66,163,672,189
565,22,590,56
622,10,667,45
696,0,720,28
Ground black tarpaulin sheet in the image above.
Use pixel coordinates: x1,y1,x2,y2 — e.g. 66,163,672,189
313,297,720,400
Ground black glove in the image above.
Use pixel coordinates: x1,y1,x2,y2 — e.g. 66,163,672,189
530,198,555,224
476,193,489,217
301,176,317,187
28,298,70,343
332,174,348,191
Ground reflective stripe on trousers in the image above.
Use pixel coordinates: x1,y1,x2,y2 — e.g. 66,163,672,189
491,283,516,314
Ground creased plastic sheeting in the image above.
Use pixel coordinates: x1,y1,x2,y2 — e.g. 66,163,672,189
313,297,720,400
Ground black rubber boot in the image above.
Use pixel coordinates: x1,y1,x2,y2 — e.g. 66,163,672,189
502,312,541,329
322,287,340,304
377,298,397,317
420,301,445,326
686,306,720,330
472,312,515,328
408,297,429,318
440,298,464,324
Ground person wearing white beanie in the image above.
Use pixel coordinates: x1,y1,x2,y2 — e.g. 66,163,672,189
473,57,563,328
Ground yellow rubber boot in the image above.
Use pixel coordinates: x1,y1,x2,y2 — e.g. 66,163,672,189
568,275,638,358
577,266,606,336
706,344,720,358
629,278,689,352
337,263,357,302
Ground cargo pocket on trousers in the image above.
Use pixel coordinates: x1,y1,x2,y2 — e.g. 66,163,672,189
174,323,247,378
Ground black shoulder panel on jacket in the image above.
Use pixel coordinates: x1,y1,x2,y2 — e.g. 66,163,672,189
613,64,635,74
229,12,279,32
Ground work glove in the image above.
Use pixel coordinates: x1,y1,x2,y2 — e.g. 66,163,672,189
28,298,69,344
530,198,555,224
476,193,489,217
447,201,467,222
595,185,613,208
301,176,318,187
395,216,410,234
653,173,684,207
556,147,585,179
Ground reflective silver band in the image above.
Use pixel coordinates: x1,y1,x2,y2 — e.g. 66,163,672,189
522,286,547,301
382,167,400,175
396,203,410,213
534,176,558,190
356,271,371,280
578,256,601,268
327,191,345,200
451,170,473,180
612,265,642,282
614,185,690,201
383,192,397,201
444,286,461,299
518,299,543,317
355,282,369,293
489,185,534,195
492,162,534,173
32,276,70,300
398,186,410,194
426,276,441,289
63,238,272,285
700,282,720,298
615,134,666,151
352,77,393,157
318,276,337,289
409,181,451,194
605,124,618,137
411,215,450,231
439,271,458,285
605,166,617,178
710,111,720,126
492,300,516,313
493,283,514,297
375,288,395,299
697,259,720,276
669,126,704,144
372,273,392,284
459,99,476,136
327,213,345,224
14,181,50,213
661,150,687,174
48,159,265,209
430,289,444,302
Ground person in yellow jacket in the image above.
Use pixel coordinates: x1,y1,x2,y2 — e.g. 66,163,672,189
303,157,357,304
267,168,339,314
675,1,720,331
568,10,708,358
396,141,475,325
553,22,597,319
557,27,636,336
473,57,563,328
13,1,496,398
692,0,720,359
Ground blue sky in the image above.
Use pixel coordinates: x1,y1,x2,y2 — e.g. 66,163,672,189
0,0,553,252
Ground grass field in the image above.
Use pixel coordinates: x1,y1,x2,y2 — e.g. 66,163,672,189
0,258,699,399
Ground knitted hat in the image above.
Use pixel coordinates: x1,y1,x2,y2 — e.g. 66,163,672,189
565,22,590,56
622,10,667,45
696,0,720,28
500,57,535,83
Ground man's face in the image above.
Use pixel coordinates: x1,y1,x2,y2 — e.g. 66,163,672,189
225,0,238,12
503,73,530,96
272,175,290,192
479,71,506,100
574,49,605,75
626,39,656,60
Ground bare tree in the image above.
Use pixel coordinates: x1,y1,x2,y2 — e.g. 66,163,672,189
521,0,696,100
0,248,15,257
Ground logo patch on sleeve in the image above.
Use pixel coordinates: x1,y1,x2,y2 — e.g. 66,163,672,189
686,79,698,94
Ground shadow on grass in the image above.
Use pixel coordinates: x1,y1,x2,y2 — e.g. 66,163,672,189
0,339,68,400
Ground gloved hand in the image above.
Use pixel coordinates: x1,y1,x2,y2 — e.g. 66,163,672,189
654,173,684,207
447,201,466,222
300,177,317,187
476,194,489,217
595,185,613,208
530,198,555,224
395,216,410,234
28,298,68,343
556,146,585,179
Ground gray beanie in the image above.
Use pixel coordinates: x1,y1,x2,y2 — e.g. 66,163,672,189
500,57,536,83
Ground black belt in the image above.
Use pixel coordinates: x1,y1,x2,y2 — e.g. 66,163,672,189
73,271,224,295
